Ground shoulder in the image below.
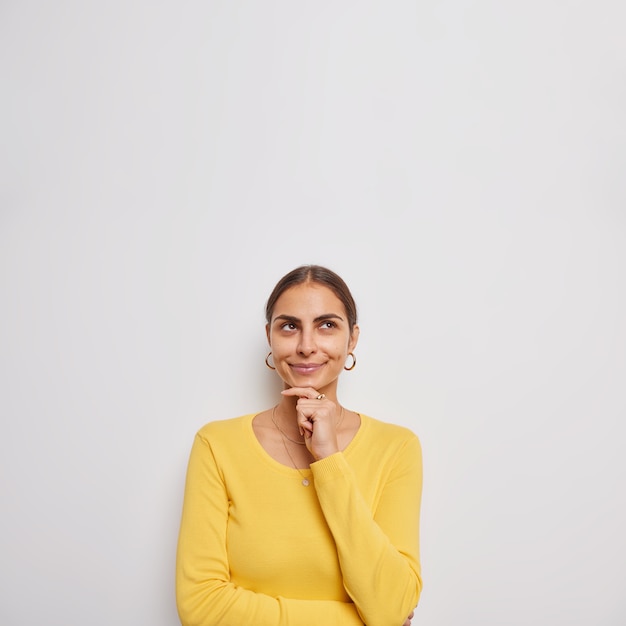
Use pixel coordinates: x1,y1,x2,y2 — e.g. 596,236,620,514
357,414,422,458
360,414,420,444
195,414,254,443
348,415,422,484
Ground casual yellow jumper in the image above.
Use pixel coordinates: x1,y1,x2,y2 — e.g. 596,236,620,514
176,413,423,626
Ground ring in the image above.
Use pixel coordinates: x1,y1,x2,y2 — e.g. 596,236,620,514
316,394,326,400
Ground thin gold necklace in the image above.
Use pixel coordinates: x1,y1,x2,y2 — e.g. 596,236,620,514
277,428,312,486
271,405,306,445
271,405,345,445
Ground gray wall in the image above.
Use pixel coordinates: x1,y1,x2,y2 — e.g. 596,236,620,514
1,2,625,625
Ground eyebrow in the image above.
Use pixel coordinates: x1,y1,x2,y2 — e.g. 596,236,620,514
273,313,345,324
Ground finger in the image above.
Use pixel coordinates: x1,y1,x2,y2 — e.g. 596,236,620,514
298,416,314,434
295,397,338,428
281,387,321,400
296,410,318,434
295,397,336,420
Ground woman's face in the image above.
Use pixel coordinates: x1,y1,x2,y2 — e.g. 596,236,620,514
266,282,359,394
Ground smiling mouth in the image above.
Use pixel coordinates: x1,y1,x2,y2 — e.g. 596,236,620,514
290,363,324,374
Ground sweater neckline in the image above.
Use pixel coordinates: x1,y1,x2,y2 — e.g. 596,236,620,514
245,411,367,477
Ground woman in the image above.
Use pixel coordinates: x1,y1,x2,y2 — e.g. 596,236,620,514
176,265,423,626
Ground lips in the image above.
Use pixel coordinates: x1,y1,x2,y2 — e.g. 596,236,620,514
289,363,324,375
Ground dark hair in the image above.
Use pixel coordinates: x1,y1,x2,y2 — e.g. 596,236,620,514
265,265,358,332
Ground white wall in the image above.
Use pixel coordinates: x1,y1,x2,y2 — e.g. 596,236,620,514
1,2,625,625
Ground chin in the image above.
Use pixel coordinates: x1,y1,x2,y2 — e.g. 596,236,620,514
285,376,326,390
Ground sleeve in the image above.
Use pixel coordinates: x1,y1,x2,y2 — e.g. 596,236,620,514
175,432,365,626
310,434,423,626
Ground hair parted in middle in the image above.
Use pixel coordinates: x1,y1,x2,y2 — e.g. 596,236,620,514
265,265,358,332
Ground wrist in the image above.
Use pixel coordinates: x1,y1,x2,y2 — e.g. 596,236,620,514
311,445,340,461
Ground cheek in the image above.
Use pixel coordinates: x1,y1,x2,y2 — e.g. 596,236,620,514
326,338,350,357
271,338,295,357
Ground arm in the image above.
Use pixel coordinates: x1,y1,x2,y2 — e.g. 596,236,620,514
175,432,365,626
311,434,423,626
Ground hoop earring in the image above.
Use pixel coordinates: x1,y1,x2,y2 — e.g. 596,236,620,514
265,352,276,370
344,352,356,371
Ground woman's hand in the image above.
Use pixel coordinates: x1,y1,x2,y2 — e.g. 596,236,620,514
281,387,340,461
402,609,415,626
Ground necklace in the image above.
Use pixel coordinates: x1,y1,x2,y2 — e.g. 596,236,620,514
271,405,346,444
271,405,306,445
277,428,312,486
271,405,346,487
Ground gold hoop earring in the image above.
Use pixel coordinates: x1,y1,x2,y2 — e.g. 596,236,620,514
344,352,356,371
265,352,276,370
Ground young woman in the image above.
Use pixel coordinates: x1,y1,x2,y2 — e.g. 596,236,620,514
176,265,423,626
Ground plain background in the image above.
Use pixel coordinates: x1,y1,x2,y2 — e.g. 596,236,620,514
1,2,625,625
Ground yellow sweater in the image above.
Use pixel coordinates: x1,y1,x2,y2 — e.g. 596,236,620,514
176,413,423,626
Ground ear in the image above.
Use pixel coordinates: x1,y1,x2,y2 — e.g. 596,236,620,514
348,324,360,353
266,323,271,346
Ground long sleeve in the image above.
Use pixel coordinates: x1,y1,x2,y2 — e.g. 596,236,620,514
175,430,364,626
311,432,423,626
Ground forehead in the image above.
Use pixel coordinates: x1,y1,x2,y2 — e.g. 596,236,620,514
272,283,345,318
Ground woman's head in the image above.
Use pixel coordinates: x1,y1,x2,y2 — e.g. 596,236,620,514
265,265,359,393
265,265,358,332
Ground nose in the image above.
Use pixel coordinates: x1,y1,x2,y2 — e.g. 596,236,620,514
297,327,316,356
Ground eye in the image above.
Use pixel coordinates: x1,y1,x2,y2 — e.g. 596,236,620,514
320,321,336,329
280,322,297,331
